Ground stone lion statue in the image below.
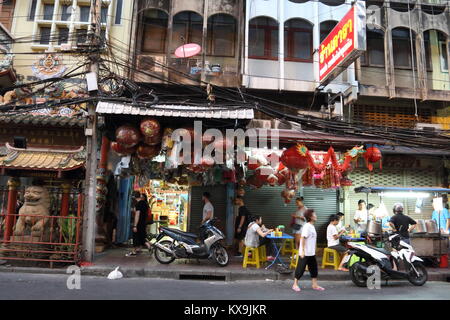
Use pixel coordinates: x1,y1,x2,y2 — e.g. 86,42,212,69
14,186,51,237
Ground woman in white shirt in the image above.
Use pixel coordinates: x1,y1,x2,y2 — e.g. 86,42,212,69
327,215,349,271
292,209,325,292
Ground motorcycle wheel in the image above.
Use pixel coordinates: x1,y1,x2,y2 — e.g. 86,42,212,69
154,240,175,264
407,261,428,286
350,262,368,287
212,244,229,267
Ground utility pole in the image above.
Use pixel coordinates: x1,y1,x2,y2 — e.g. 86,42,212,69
82,0,102,263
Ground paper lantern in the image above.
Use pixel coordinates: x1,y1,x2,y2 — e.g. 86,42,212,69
140,118,161,138
136,144,160,159
144,134,162,146
280,145,309,172
115,125,141,148
364,146,382,171
110,141,136,156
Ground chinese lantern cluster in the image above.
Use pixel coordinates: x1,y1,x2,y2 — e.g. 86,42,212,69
111,118,164,160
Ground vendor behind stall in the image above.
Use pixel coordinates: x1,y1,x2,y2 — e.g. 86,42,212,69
389,203,417,244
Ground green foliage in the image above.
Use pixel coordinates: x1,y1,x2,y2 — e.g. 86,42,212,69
60,215,77,244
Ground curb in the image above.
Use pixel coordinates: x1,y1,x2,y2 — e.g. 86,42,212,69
0,265,448,282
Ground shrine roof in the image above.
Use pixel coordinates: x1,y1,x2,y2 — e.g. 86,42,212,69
0,113,85,128
0,143,85,171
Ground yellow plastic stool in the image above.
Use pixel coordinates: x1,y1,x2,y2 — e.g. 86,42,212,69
258,245,267,265
243,246,261,269
289,249,299,269
281,238,295,255
289,249,308,271
321,248,341,270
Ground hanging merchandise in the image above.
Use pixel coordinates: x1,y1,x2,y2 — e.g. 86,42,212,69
110,141,137,156
280,145,309,172
161,127,175,151
364,144,382,171
140,118,161,138
115,125,141,148
143,134,162,146
281,188,296,204
136,144,160,159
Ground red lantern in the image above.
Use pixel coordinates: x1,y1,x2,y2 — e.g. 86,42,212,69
116,125,141,148
143,134,162,146
364,146,382,171
280,145,309,172
140,118,161,138
110,141,136,156
136,144,160,159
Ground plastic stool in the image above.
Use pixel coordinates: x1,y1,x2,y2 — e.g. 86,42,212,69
243,246,261,268
289,249,308,271
281,238,295,255
321,248,340,270
259,245,267,264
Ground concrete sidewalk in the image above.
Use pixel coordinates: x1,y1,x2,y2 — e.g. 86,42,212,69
1,247,449,282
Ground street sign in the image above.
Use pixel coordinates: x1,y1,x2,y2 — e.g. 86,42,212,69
174,43,202,58
319,1,366,86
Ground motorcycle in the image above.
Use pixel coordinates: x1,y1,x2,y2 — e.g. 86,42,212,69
344,232,428,287
152,217,229,267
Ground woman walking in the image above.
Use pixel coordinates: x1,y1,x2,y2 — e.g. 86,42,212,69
291,197,307,249
292,209,325,292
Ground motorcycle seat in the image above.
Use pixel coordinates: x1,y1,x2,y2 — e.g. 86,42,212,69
161,227,198,239
368,245,390,256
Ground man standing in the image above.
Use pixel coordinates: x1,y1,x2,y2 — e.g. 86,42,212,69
354,200,368,233
234,196,251,256
126,193,149,256
201,192,214,225
389,203,417,244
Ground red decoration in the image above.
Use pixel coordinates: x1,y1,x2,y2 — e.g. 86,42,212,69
280,145,309,172
143,134,162,146
136,144,160,159
115,125,141,148
186,157,214,173
364,146,382,171
110,141,136,156
140,118,161,138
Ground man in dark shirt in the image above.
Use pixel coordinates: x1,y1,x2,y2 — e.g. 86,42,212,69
126,193,150,256
389,203,417,244
234,196,251,256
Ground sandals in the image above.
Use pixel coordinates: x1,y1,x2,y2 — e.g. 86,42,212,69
312,286,325,291
125,252,137,257
292,285,301,292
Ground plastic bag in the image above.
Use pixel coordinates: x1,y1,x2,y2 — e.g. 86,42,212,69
107,266,123,280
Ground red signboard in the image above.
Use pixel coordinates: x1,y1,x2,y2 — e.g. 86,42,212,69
319,3,366,85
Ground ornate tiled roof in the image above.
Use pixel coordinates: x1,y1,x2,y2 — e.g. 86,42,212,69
0,113,85,127
0,143,85,171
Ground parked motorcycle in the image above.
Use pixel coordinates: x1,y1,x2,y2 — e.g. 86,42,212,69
152,217,229,267
345,232,428,287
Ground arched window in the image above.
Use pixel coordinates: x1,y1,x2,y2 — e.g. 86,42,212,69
207,14,237,57
424,30,448,72
172,11,203,52
360,29,385,67
392,28,416,69
320,20,337,43
249,17,279,60
284,19,313,62
141,9,168,53
320,0,345,6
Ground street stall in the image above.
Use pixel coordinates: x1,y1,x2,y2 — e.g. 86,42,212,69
354,186,450,267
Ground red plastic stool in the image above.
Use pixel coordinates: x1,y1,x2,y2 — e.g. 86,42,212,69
439,254,448,268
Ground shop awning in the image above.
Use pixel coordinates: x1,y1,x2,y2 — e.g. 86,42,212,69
378,145,450,156
0,143,85,172
354,186,450,194
96,102,255,119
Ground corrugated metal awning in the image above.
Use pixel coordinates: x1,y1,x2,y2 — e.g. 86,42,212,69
96,102,254,120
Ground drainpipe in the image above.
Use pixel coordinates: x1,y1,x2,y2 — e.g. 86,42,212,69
278,0,284,91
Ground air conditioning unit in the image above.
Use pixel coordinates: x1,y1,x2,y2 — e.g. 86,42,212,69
415,123,442,131
137,55,165,73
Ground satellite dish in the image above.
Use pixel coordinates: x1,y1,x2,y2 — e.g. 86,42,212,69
174,43,201,58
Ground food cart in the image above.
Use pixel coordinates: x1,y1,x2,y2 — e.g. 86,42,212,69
354,186,450,267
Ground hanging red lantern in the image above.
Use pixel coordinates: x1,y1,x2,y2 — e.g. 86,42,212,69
143,133,162,146
136,144,160,159
140,118,161,138
110,141,137,156
364,146,382,171
115,125,141,148
280,144,309,172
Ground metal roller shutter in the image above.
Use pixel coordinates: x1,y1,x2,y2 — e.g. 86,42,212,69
188,185,227,234
242,186,337,244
